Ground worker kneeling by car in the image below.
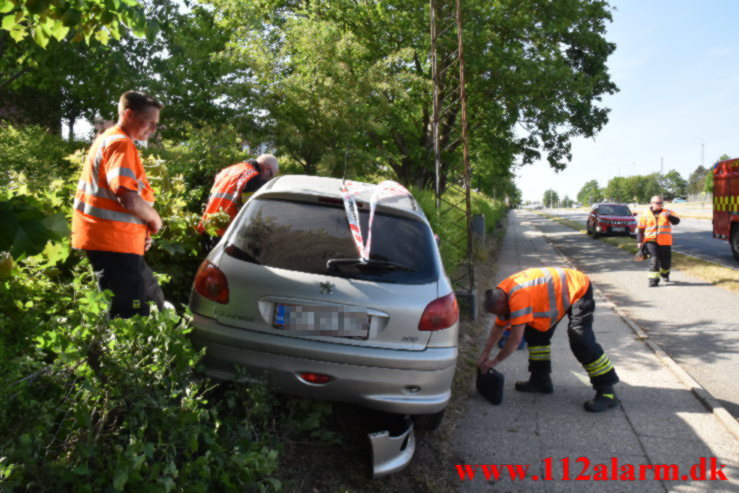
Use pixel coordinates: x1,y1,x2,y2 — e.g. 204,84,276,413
189,175,459,431
478,267,619,413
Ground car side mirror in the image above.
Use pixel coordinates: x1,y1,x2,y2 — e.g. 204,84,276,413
632,212,638,217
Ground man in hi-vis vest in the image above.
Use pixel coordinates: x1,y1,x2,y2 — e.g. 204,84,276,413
479,267,620,413
637,195,680,287
197,154,279,241
72,91,163,318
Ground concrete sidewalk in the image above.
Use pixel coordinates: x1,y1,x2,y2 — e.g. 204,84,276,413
453,210,738,492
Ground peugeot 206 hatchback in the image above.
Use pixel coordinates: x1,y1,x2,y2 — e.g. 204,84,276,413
586,202,637,238
189,175,459,430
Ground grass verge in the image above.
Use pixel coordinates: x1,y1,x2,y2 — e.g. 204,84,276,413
535,211,739,295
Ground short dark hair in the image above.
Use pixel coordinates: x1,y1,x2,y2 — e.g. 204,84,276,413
118,91,162,115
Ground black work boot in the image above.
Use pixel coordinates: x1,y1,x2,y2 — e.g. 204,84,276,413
584,389,618,413
515,374,553,394
661,274,670,282
648,278,659,287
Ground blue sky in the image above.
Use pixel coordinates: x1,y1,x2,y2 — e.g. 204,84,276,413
516,0,739,202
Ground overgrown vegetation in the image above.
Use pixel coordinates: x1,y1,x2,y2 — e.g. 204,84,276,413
0,122,509,489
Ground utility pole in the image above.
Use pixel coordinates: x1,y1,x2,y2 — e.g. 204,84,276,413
701,141,705,167
430,0,475,317
660,157,663,175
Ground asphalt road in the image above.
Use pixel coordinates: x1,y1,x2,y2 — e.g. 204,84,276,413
455,210,739,492
529,211,739,419
548,208,738,269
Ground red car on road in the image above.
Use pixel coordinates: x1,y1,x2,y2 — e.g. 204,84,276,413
586,203,637,238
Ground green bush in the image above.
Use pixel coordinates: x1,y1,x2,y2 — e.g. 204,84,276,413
0,138,331,491
153,123,250,212
0,124,82,188
412,186,506,273
0,283,283,491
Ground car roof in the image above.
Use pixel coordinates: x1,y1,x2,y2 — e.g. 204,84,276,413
596,203,630,207
254,175,425,219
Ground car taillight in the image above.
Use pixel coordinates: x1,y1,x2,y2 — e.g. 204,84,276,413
418,293,459,331
193,260,229,304
300,372,332,384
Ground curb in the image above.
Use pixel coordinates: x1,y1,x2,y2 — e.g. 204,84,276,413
528,213,739,442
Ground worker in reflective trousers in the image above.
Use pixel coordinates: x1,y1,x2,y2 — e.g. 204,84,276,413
478,267,619,412
637,195,680,287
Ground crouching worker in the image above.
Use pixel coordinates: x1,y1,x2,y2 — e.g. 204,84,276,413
196,154,279,248
478,267,619,413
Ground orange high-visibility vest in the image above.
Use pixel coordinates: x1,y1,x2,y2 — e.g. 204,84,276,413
197,161,260,236
638,209,677,246
494,268,591,332
71,126,155,255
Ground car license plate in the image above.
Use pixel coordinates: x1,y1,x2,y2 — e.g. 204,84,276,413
611,227,625,232
274,304,369,339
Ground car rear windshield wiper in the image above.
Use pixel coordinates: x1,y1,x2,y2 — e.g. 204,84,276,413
225,244,261,264
326,258,415,272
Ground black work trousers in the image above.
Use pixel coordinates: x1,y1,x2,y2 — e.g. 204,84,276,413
86,250,164,319
645,241,671,278
524,285,619,390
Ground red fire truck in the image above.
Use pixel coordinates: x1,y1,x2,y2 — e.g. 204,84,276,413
712,158,739,260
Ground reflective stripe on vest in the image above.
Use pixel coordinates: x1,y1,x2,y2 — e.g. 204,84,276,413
199,163,259,235
508,267,571,329
640,209,674,245
71,126,154,255
73,197,147,225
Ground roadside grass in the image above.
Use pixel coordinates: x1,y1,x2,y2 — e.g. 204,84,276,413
535,211,739,295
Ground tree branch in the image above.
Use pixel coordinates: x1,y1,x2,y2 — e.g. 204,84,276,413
0,67,34,89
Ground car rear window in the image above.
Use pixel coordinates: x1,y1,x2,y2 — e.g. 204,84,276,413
226,198,439,284
598,205,631,216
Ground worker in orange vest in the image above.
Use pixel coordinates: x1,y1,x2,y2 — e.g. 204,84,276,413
72,91,163,318
197,154,279,242
637,195,680,287
478,267,619,413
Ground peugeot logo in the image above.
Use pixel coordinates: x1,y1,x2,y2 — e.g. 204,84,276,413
320,281,335,295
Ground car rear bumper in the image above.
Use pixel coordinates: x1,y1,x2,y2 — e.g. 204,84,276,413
191,314,457,415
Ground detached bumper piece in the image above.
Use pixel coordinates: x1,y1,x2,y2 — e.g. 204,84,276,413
369,416,415,478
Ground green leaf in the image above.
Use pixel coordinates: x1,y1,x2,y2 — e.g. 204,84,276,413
113,465,128,491
2,13,16,30
50,19,69,40
8,26,26,41
0,0,13,14
94,27,110,45
32,28,50,48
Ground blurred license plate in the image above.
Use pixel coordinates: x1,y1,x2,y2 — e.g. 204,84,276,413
611,227,626,232
274,304,369,338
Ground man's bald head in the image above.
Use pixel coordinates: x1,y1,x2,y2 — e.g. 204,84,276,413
484,288,509,316
257,154,279,180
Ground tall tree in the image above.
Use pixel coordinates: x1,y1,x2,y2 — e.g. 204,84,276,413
659,169,687,200
577,179,602,205
208,0,618,189
542,189,559,208
686,165,708,195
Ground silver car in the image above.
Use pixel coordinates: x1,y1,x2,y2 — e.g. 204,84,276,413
189,175,459,430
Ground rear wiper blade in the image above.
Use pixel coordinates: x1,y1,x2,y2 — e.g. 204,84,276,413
326,258,414,272
225,244,261,264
